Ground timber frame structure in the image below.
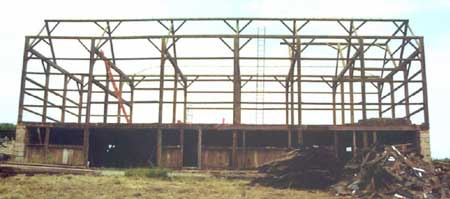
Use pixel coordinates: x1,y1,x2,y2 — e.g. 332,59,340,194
14,18,430,169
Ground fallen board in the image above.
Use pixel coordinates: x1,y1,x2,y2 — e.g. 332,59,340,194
0,163,98,177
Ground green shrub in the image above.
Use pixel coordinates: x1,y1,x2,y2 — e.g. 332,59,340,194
124,167,170,178
0,123,15,131
434,158,450,163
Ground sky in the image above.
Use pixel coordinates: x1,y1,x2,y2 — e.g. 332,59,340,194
0,0,449,158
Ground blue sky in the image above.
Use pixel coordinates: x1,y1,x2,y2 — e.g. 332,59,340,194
0,0,449,158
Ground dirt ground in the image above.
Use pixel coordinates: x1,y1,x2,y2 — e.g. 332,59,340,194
0,174,338,199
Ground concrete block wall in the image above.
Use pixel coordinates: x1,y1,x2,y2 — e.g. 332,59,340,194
419,130,431,161
13,124,27,162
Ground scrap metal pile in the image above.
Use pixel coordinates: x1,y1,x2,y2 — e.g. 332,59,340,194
252,145,449,199
250,146,342,189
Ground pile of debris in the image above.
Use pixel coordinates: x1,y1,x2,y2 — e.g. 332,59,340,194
0,137,13,178
0,137,11,162
333,145,449,198
251,146,342,189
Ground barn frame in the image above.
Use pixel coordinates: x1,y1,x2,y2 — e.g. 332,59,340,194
13,18,430,169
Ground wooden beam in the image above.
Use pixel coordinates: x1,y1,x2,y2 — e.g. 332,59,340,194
233,36,241,125
156,128,162,166
197,128,202,169
232,130,238,169
158,40,167,124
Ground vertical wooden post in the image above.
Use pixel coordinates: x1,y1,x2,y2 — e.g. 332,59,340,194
171,20,179,124
18,37,30,123
377,83,382,118
173,72,178,123
359,39,367,121
197,128,202,169
61,74,68,123
285,84,292,148
352,131,357,157
78,76,84,124
103,74,109,123
233,36,241,125
232,130,238,169
82,128,90,167
297,128,304,146
359,39,369,148
183,86,187,123
44,127,50,163
105,22,116,124
334,131,339,158
286,27,297,149
418,38,429,127
180,128,184,167
389,79,396,118
363,134,369,149
42,63,51,123
399,24,410,120
158,39,167,124
156,128,162,166
340,81,345,124
287,129,292,148
332,87,337,125
347,21,355,124
372,131,377,144
349,69,355,124
129,78,135,123
117,78,123,123
242,130,246,169
296,38,303,146
231,22,241,169
83,39,96,167
291,20,297,129
156,39,167,167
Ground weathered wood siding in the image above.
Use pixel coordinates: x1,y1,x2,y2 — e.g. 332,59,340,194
201,147,231,169
25,145,84,166
161,147,182,168
237,148,288,169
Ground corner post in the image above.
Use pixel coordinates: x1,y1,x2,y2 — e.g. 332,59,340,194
18,37,30,123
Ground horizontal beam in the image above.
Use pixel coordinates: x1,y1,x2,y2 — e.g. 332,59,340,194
27,35,423,40
85,101,422,106
45,18,409,23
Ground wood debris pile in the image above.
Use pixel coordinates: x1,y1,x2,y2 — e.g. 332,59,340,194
251,146,342,189
0,137,11,162
333,145,449,199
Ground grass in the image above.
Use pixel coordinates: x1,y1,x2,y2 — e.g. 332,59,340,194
124,167,171,178
0,174,337,199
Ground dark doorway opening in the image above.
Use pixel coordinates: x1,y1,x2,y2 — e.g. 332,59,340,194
88,128,157,168
183,130,198,167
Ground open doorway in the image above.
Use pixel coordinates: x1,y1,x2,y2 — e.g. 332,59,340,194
183,130,198,167
88,128,157,168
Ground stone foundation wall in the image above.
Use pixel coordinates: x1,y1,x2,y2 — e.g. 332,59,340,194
13,124,27,162
419,130,431,161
